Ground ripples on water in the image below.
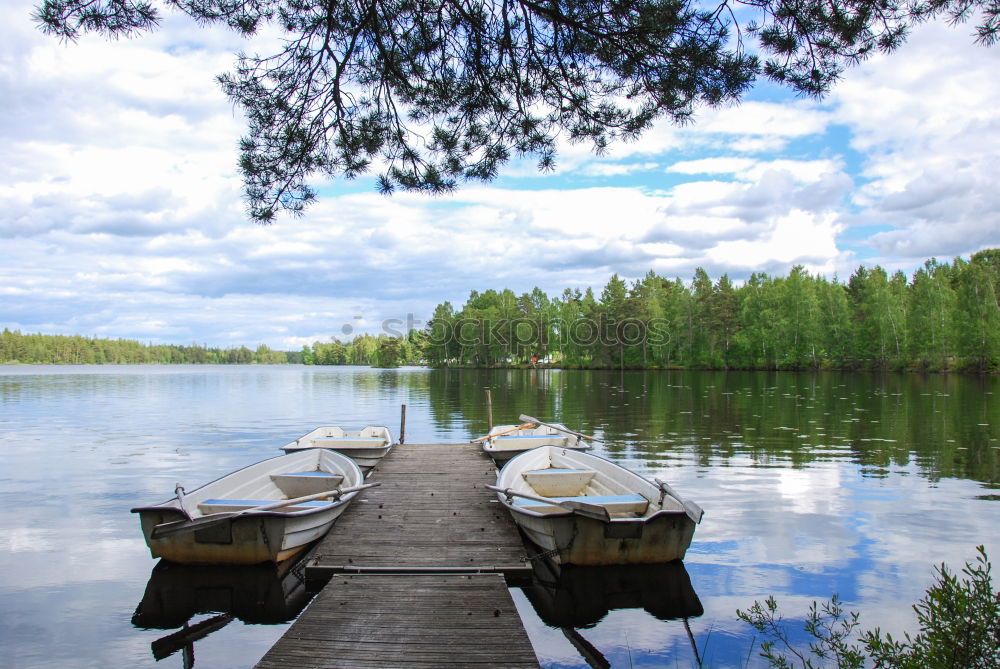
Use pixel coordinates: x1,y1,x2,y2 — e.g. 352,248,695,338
0,365,996,668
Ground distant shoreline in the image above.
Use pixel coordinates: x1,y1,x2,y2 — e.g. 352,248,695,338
3,359,997,375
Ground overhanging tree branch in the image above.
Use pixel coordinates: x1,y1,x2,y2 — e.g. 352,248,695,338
33,0,1000,222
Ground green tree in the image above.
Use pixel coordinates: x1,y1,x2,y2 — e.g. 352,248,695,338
712,274,740,368
774,266,821,368
817,277,853,369
907,259,957,370
301,344,316,365
553,288,586,367
849,265,905,369
689,267,716,367
599,274,630,368
735,272,778,368
970,248,1000,297
424,301,457,366
629,271,669,367
954,257,1000,372
658,277,692,368
34,0,1000,221
519,287,553,364
579,287,603,367
373,335,402,367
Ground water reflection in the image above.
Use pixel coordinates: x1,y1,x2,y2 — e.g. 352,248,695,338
2,365,996,669
526,559,703,628
427,369,1000,484
521,559,704,668
132,556,314,666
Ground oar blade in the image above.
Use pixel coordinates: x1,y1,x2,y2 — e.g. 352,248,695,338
655,478,704,524
472,423,533,442
517,414,603,443
682,500,704,524
487,485,610,522
151,613,233,660
559,500,610,522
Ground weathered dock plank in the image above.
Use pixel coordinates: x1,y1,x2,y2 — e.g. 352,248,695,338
255,443,539,668
254,573,538,669
305,443,531,581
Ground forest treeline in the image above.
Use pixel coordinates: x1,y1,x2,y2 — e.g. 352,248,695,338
0,328,421,367
6,250,999,371
421,249,1000,372
0,329,422,367
0,330,300,365
302,333,421,368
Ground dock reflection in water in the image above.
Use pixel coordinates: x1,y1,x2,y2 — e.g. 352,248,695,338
524,558,703,668
131,556,314,666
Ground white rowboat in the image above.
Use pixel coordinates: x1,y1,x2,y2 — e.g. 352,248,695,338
281,425,394,470
132,449,365,565
481,423,591,463
493,446,703,565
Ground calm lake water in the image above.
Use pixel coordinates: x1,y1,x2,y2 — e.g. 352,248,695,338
1,365,997,668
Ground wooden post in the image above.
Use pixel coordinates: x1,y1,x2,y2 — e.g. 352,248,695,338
484,388,493,431
399,404,407,445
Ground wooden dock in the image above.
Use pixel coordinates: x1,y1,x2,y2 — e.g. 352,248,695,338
254,573,537,668
254,443,539,668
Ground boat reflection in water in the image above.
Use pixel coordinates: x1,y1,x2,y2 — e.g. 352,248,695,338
131,555,313,666
524,558,703,668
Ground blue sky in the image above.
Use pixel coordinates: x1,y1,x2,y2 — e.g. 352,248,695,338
2,2,999,350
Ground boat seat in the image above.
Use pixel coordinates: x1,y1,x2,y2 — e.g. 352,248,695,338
270,471,344,498
490,436,570,455
522,468,596,497
494,436,569,445
514,494,649,515
197,498,333,514
310,438,387,449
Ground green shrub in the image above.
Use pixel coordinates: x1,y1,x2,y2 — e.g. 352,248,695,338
737,546,1000,668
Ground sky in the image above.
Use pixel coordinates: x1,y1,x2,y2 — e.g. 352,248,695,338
2,1,1000,351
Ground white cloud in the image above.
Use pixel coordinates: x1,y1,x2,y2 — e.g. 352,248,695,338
696,100,831,139
667,157,843,185
2,3,998,346
717,210,843,270
667,157,758,176
580,162,661,177
831,21,1000,263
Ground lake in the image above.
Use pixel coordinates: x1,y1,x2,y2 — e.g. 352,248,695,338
0,365,996,668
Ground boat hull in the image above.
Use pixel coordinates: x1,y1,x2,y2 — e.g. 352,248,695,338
511,509,696,565
133,449,363,565
281,446,391,470
281,425,394,471
482,424,591,463
495,446,700,566
134,504,349,564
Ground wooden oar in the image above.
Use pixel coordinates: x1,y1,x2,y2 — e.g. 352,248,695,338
486,485,609,522
518,414,604,443
471,422,534,442
174,483,194,519
151,482,381,538
151,614,233,661
654,478,704,523
562,627,611,669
